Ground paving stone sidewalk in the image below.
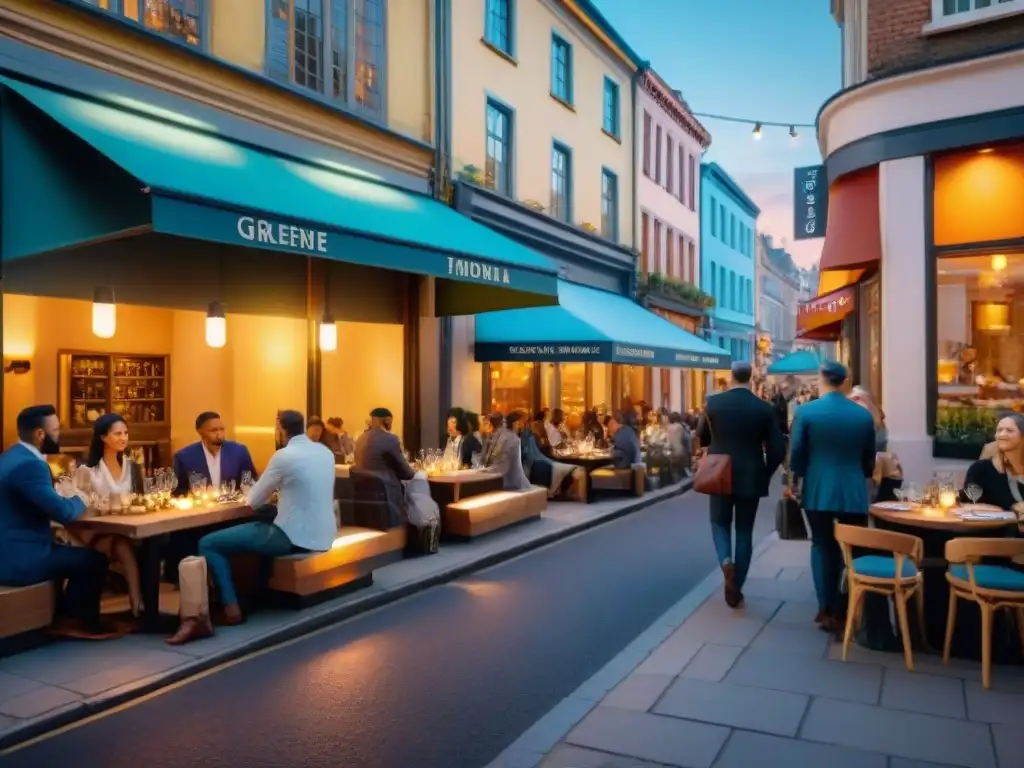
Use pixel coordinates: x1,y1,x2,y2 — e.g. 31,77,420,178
490,537,1024,768
0,479,690,750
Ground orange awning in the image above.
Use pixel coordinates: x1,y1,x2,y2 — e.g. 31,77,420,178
816,166,880,296
799,285,856,335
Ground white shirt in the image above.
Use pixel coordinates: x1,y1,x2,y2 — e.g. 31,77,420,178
247,435,336,552
545,422,563,448
202,444,222,489
90,458,133,498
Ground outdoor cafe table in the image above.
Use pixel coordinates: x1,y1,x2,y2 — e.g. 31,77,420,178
69,502,253,633
423,469,504,509
864,501,1023,662
552,451,613,503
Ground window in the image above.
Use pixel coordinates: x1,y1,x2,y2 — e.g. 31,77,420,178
678,152,686,204
83,0,204,46
601,169,618,241
941,0,1019,16
666,138,674,193
484,0,512,55
487,362,534,414
710,261,717,297
654,220,663,273
654,126,663,184
710,198,718,237
719,205,726,240
268,0,385,117
666,227,675,276
678,234,687,280
642,111,652,177
688,240,696,284
602,77,620,137
929,0,1024,31
688,154,696,211
550,143,571,222
550,34,573,104
641,212,650,274
730,215,736,249
485,100,512,196
730,271,736,310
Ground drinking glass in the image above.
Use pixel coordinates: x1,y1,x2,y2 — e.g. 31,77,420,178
893,486,907,503
240,470,254,487
904,483,923,505
471,452,482,470
965,483,983,506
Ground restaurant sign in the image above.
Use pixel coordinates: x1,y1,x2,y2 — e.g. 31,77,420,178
149,197,557,296
797,286,856,334
793,165,828,241
474,341,730,370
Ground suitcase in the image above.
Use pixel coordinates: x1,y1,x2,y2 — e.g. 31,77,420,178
775,497,808,540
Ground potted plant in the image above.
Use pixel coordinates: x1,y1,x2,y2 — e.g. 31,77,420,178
523,199,545,212
934,404,998,460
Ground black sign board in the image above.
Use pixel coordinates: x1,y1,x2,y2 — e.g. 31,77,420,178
793,165,828,241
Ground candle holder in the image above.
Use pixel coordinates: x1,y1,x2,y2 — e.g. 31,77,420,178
939,490,957,510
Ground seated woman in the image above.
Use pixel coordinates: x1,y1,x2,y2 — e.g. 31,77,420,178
76,413,144,617
454,412,483,467
581,409,605,447
961,413,1024,517
514,412,579,499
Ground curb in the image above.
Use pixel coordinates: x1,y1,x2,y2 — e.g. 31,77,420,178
485,530,782,768
0,480,693,752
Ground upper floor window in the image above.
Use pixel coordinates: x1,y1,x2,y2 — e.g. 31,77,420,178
928,0,1024,32
267,0,385,117
550,143,572,223
677,152,685,204
654,125,663,184
710,261,717,297
666,138,674,193
485,0,513,55
602,77,620,138
642,111,652,176
719,205,726,240
485,100,513,196
80,0,203,47
601,169,618,241
687,154,696,212
551,34,573,104
710,197,718,237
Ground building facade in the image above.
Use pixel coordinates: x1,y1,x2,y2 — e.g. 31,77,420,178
756,234,801,360
820,0,1024,479
700,162,760,372
635,69,712,412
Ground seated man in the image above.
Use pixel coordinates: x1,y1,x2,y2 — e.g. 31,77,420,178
325,417,356,461
0,405,119,639
195,410,336,627
607,412,643,469
511,411,578,499
354,407,416,527
481,412,531,491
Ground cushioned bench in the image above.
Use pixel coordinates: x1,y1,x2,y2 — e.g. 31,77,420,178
444,486,547,539
590,463,646,497
267,526,406,608
0,583,54,657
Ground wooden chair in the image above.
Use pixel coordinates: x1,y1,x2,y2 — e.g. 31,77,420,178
835,523,925,671
943,537,1024,689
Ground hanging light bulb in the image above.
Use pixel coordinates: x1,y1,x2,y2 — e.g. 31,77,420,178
789,125,799,139
92,286,116,339
752,122,763,140
992,254,1007,272
319,310,337,352
205,301,227,348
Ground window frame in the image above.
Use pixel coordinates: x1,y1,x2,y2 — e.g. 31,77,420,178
264,0,389,122
687,154,696,212
710,197,717,237
642,111,652,177
75,0,209,50
600,168,619,242
550,32,574,105
483,0,515,57
665,136,674,193
925,0,1024,34
484,96,515,197
602,76,620,139
550,141,573,223
654,125,663,185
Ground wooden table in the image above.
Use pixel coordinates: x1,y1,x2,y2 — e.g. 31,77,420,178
70,502,253,632
868,502,1018,533
552,452,613,503
426,470,504,504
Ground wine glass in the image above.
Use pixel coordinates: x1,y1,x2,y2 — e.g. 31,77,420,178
965,483,983,507
904,482,923,506
893,486,907,503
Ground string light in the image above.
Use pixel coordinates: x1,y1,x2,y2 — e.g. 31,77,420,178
690,111,815,141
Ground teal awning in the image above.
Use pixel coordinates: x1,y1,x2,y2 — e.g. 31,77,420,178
0,76,558,311
475,281,731,369
767,349,821,375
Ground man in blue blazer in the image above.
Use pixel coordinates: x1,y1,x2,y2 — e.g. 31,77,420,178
0,405,115,638
789,361,876,632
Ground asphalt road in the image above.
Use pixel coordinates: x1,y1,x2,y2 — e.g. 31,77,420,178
6,488,776,768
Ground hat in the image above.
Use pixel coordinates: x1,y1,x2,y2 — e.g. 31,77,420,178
820,360,849,383
370,407,392,418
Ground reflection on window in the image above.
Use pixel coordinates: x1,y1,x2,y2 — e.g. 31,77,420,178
943,0,1017,16
618,365,646,409
294,0,325,92
484,0,512,54
936,250,1024,455
550,144,570,223
601,170,617,240
485,101,512,196
488,362,534,414
560,363,586,416
81,0,202,46
354,0,384,112
550,35,572,103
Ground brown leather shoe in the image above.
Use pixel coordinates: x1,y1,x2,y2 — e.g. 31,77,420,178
165,616,215,646
722,563,742,608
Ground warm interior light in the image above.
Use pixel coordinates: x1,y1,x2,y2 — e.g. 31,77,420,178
92,286,116,338
992,254,1007,271
205,301,226,348
978,148,994,154
752,122,763,140
319,313,338,352
978,302,1010,332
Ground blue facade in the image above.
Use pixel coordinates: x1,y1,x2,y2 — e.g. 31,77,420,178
700,162,760,364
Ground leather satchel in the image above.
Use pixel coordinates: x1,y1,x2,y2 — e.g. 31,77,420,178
693,416,733,496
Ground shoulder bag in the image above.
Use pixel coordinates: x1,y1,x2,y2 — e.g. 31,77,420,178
693,415,733,496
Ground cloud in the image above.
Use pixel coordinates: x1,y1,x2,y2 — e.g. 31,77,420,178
733,170,823,269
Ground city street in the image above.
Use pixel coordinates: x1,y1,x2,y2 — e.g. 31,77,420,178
3,489,775,768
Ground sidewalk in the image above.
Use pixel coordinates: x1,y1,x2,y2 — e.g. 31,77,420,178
490,536,1024,768
0,479,690,750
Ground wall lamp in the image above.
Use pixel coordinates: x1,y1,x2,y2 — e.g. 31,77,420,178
3,359,32,375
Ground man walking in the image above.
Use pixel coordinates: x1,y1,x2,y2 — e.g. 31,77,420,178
788,361,876,632
698,362,786,607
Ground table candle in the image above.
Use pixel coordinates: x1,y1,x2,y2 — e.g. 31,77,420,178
939,490,957,510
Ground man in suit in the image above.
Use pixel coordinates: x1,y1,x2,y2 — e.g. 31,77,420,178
0,405,119,639
607,413,642,469
481,412,531,491
698,362,786,608
172,411,258,495
788,361,876,632
353,407,416,527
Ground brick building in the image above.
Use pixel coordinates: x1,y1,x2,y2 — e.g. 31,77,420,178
818,0,1024,480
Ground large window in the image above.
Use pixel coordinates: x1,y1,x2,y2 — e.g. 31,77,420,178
602,77,620,138
550,143,571,223
550,34,573,104
484,0,513,55
688,154,696,211
485,100,512,196
487,362,534,414
81,0,203,46
601,169,618,241
267,0,385,117
642,111,652,177
935,249,1024,455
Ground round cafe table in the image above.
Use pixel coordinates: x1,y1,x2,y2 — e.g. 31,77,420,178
865,501,1023,662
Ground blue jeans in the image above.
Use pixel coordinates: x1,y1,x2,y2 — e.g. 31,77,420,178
806,511,866,614
198,522,295,608
709,495,759,590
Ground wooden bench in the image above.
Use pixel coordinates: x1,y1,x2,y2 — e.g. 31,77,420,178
444,486,547,539
0,583,54,657
267,526,406,609
590,463,646,497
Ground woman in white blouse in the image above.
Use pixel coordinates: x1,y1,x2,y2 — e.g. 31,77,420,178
82,413,144,616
